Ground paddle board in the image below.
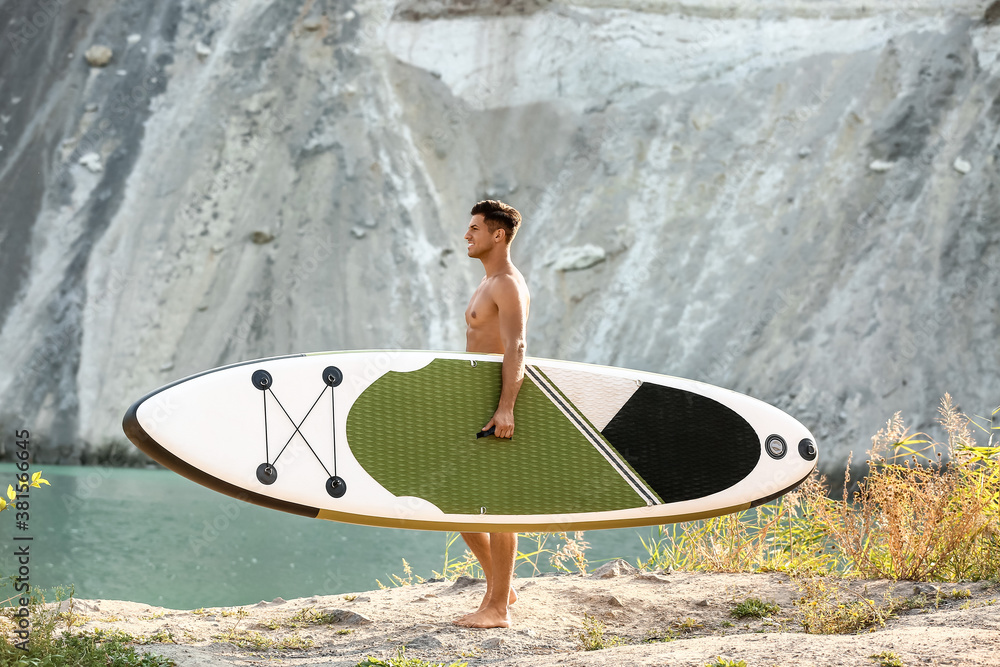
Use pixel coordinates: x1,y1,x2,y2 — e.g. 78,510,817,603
123,350,817,532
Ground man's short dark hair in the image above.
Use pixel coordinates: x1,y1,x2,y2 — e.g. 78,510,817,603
471,200,521,244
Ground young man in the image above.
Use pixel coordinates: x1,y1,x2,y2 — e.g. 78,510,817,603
453,200,530,629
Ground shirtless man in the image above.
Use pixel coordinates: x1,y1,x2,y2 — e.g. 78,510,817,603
453,199,530,629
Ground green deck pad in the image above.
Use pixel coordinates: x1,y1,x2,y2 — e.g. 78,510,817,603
345,359,648,516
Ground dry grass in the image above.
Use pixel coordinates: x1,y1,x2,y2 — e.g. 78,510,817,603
814,395,1000,581
640,396,1000,584
639,472,837,574
434,531,592,581
793,576,902,634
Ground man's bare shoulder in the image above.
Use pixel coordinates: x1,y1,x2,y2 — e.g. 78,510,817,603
486,270,529,306
490,267,529,294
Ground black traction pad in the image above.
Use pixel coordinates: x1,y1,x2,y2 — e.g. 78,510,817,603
601,383,761,503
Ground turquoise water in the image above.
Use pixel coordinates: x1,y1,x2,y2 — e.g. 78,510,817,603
0,465,652,609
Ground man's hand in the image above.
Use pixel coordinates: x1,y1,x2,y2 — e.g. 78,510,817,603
483,406,515,439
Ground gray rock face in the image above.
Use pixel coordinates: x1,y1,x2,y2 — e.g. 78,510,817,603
549,245,607,271
0,1,997,479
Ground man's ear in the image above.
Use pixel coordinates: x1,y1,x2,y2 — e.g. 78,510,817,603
494,228,506,244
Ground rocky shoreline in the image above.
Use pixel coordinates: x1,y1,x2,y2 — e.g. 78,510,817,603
45,565,1000,666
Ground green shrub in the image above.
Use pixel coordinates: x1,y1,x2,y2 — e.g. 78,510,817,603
730,598,780,619
357,647,466,666
577,613,628,651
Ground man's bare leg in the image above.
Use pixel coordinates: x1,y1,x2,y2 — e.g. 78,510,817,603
456,532,517,619
458,533,495,615
454,532,517,628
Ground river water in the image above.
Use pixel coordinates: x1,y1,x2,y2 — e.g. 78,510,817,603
0,465,654,609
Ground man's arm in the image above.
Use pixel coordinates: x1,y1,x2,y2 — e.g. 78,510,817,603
483,277,527,439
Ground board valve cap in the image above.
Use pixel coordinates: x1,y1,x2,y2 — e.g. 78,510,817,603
765,434,787,459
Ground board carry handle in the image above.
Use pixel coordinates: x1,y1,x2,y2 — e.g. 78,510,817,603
476,425,496,439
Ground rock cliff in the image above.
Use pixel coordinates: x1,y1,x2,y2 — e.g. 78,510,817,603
1,0,998,474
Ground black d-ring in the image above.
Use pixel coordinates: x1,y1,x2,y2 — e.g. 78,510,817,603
798,438,817,461
251,370,272,390
322,366,343,387
326,475,347,498
256,463,277,485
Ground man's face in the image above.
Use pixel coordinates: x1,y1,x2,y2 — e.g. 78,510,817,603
465,214,496,258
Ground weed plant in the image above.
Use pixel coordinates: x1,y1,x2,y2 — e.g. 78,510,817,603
681,617,706,631
642,627,676,643
793,576,902,634
0,579,172,666
730,598,781,619
705,657,748,667
288,607,343,625
869,651,905,667
357,646,466,666
813,396,1000,581
377,559,423,589
576,613,628,650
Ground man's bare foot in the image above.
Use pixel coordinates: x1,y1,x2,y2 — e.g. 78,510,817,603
452,606,511,628
459,587,517,620
481,587,516,610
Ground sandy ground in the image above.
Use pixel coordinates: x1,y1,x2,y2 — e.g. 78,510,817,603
40,563,1000,666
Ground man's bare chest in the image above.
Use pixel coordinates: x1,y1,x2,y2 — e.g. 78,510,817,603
465,283,497,324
